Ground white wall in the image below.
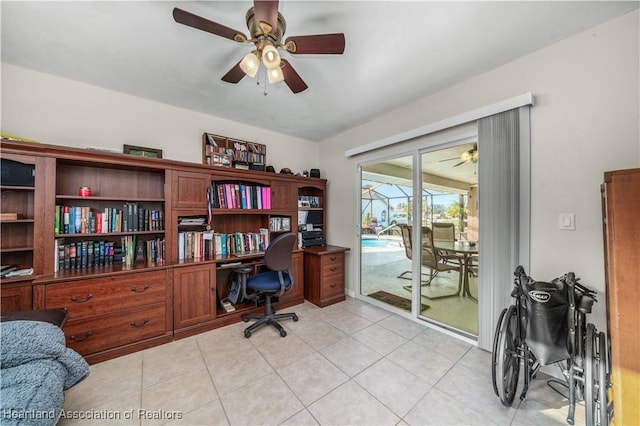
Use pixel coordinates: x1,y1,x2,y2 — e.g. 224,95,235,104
1,64,320,172
320,10,640,330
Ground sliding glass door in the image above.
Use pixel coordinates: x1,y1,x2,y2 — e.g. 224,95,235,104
359,143,479,338
360,155,415,313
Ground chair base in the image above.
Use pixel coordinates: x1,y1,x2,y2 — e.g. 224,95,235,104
242,311,298,338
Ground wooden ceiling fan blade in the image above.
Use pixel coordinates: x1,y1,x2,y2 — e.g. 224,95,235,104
281,59,308,93
221,61,246,83
173,8,247,42
253,0,279,35
284,33,345,54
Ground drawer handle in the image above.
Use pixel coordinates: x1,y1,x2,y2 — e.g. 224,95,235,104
329,267,337,272
330,256,337,261
70,331,93,342
131,285,150,293
330,283,337,288
70,294,93,303
130,319,149,328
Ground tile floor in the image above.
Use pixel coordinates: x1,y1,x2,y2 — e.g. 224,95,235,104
59,297,585,426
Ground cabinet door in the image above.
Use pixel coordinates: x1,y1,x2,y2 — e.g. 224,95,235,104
172,171,210,209
279,251,304,303
271,182,297,210
173,264,217,330
0,283,33,312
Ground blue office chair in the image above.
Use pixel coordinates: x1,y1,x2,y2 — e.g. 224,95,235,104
234,232,299,338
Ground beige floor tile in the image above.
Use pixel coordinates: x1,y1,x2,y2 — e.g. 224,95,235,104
59,390,142,426
280,408,319,425
385,341,457,385
206,345,274,395
377,314,428,340
140,367,217,426
352,323,408,355
63,363,142,412
435,362,517,425
163,399,229,426
307,380,400,425
354,358,432,418
142,338,206,388
411,327,472,360
404,387,497,425
277,352,349,406
456,346,493,380
323,309,374,335
342,301,394,323
319,336,383,377
292,319,349,350
220,372,304,425
255,332,316,370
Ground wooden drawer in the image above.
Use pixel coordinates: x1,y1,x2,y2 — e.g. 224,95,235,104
321,254,344,277
45,271,166,319
321,272,344,299
64,303,166,356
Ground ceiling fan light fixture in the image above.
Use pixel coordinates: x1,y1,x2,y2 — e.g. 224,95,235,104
267,65,284,84
239,51,260,78
262,44,281,69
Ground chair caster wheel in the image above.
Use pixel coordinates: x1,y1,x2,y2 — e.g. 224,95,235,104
293,314,299,322
242,317,249,322
244,330,251,338
280,330,287,337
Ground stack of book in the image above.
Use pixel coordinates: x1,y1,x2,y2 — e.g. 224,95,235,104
209,183,271,210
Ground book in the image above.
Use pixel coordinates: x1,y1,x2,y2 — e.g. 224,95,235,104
0,212,19,220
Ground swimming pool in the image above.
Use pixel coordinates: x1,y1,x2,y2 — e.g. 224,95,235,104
361,237,399,248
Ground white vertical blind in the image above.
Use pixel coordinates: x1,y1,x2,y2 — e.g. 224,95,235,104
477,107,530,350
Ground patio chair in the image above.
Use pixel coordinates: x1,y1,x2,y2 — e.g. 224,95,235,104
432,222,462,266
398,225,463,300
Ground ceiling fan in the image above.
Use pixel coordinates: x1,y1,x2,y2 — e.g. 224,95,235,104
440,144,478,167
173,1,346,94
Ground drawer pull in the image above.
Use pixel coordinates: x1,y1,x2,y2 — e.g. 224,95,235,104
70,294,93,303
131,285,150,293
70,331,93,342
329,267,337,272
130,319,149,328
330,256,337,261
330,283,337,288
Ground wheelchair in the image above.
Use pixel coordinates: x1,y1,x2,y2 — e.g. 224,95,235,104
492,265,612,426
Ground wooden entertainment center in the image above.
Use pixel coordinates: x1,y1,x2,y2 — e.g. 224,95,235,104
0,139,348,364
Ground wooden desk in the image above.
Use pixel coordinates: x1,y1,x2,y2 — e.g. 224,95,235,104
434,241,478,302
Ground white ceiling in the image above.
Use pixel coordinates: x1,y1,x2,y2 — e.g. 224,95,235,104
2,1,637,142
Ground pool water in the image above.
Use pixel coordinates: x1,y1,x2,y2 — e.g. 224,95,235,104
361,238,396,248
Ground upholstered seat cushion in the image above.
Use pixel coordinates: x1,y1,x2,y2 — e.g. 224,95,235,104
247,270,291,292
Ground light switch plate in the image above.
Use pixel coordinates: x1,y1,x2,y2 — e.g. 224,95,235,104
559,213,576,231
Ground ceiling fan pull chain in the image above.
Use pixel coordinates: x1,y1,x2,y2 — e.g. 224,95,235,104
263,71,268,96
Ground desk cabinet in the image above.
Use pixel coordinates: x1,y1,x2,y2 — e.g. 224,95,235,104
38,269,172,362
304,245,349,307
173,263,217,332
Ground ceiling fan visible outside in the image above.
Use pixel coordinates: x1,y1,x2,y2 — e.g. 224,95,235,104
173,1,346,94
440,144,478,167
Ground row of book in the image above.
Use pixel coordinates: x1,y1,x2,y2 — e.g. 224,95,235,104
207,183,272,210
177,231,215,261
54,237,166,271
55,204,164,235
214,229,269,256
298,195,322,208
269,216,291,232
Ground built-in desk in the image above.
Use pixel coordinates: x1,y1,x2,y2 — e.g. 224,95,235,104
303,245,350,307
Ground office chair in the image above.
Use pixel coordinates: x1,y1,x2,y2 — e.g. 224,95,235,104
233,232,298,338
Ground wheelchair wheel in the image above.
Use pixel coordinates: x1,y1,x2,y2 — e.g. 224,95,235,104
492,307,508,397
585,324,610,426
496,305,520,406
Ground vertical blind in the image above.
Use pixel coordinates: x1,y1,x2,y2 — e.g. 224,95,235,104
477,107,530,350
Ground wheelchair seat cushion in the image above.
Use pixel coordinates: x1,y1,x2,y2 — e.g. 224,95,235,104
522,278,570,366
247,270,292,292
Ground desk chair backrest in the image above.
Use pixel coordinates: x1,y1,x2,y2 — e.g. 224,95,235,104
264,232,297,275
